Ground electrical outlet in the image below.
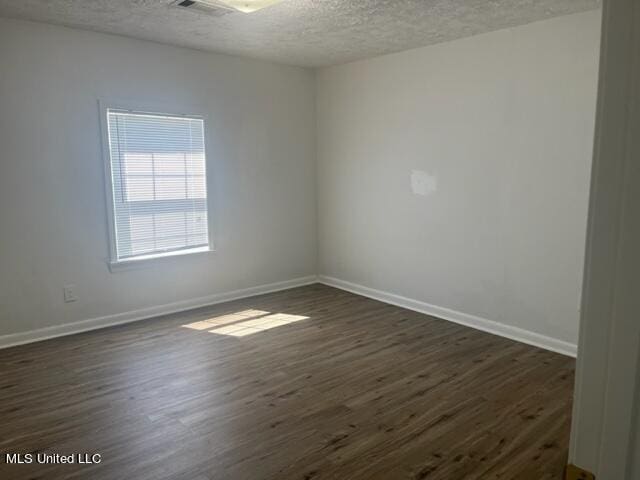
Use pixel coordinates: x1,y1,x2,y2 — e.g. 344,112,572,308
63,284,78,303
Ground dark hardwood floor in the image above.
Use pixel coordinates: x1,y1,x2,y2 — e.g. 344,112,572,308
0,284,574,480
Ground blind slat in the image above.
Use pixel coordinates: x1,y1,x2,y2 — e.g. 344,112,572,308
106,110,209,260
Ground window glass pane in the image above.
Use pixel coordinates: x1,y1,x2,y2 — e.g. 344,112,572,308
155,176,187,200
129,215,154,240
125,177,154,202
131,239,156,257
123,153,153,176
186,153,206,176
186,211,208,236
154,212,186,235
155,153,186,176
187,175,207,199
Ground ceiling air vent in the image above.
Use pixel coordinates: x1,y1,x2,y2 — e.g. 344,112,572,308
171,0,236,17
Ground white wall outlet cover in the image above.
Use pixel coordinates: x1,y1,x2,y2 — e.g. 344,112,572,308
411,170,437,196
63,284,78,303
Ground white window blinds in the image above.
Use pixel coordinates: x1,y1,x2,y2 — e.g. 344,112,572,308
105,109,209,262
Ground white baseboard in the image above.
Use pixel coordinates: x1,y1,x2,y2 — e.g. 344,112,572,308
2,274,577,357
318,275,577,357
0,276,318,350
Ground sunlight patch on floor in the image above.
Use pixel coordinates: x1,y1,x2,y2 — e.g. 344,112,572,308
182,310,309,337
182,309,269,330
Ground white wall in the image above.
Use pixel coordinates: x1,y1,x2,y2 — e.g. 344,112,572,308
317,11,601,348
0,18,317,339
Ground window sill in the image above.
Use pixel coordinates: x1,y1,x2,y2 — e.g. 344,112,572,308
108,246,213,273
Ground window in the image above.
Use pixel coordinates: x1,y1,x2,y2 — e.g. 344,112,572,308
102,106,210,265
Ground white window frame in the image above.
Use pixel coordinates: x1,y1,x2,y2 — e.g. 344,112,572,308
99,100,214,271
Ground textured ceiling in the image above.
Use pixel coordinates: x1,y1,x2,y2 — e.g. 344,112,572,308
0,0,601,67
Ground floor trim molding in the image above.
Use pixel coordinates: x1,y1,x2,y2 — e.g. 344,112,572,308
318,275,577,357
0,276,318,350
2,274,578,357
